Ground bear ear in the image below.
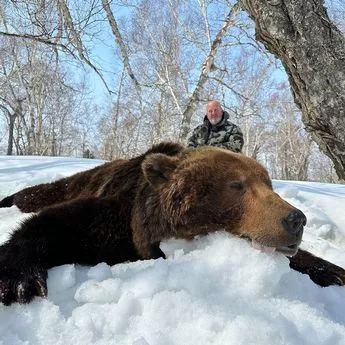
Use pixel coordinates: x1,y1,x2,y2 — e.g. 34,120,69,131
142,153,179,187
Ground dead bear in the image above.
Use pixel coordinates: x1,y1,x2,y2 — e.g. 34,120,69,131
0,142,339,305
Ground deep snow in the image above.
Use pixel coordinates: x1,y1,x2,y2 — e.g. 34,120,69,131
0,155,345,345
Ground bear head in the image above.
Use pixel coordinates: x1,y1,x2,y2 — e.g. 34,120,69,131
133,147,306,258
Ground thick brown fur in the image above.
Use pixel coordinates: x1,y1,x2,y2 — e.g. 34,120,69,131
131,148,306,258
0,142,185,212
0,142,342,305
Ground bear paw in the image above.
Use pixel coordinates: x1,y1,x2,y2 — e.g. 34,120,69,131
0,267,48,305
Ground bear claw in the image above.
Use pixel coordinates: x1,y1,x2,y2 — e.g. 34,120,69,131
0,268,47,305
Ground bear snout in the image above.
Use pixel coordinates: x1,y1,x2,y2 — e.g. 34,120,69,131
281,209,307,237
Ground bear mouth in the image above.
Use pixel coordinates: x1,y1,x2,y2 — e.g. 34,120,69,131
251,240,299,257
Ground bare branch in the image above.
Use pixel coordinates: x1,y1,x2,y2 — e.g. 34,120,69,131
0,31,76,57
198,0,212,48
208,75,249,102
56,0,113,94
101,0,142,100
179,1,241,141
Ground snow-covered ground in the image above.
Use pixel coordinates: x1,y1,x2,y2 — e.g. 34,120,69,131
0,155,345,345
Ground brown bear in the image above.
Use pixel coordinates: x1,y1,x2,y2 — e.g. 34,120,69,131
0,142,343,305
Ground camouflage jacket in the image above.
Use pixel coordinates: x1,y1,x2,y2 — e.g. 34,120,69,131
187,111,244,152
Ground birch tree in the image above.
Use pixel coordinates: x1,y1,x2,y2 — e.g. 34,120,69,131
241,0,345,180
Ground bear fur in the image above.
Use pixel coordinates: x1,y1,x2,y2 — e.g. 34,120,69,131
0,141,328,306
0,142,185,213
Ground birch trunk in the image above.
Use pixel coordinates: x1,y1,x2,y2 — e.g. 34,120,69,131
241,0,345,180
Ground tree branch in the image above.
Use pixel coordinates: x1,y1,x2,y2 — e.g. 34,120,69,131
179,1,241,141
0,31,76,57
101,0,142,101
56,0,113,94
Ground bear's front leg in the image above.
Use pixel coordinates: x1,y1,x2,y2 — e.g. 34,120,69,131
131,212,166,260
0,196,139,304
0,263,47,305
131,229,166,260
289,249,345,287
0,234,48,305
148,242,166,260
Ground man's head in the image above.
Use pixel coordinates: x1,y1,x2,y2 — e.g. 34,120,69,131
207,101,223,125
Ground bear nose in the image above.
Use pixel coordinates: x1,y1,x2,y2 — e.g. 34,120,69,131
282,210,307,235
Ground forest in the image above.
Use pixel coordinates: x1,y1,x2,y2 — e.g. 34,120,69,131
0,0,344,183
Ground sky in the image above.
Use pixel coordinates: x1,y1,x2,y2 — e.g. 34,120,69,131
0,156,345,345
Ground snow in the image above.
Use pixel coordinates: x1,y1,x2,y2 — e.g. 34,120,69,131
0,156,345,345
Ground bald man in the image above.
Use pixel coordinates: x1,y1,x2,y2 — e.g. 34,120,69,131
187,101,244,152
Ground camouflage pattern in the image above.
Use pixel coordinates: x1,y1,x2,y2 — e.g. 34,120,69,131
187,111,244,152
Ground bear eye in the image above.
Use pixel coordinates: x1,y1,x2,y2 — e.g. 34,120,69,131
228,182,244,190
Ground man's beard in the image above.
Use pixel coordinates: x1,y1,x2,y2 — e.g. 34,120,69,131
209,118,221,125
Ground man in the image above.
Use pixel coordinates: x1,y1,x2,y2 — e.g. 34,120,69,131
187,101,244,152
